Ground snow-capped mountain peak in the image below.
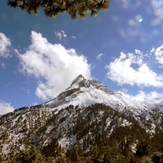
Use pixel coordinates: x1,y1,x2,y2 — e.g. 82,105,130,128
47,75,114,109
47,75,162,117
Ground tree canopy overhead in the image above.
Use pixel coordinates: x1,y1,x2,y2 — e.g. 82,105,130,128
8,0,110,20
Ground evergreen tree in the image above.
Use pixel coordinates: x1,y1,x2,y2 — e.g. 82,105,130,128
7,0,110,19
10,144,55,163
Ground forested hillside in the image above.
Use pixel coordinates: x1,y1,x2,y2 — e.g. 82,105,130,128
1,104,163,163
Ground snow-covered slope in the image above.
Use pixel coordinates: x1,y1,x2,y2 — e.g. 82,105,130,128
46,74,163,117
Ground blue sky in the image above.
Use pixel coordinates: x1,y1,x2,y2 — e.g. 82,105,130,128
1,0,163,114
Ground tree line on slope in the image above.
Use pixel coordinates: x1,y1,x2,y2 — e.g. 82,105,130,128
4,143,163,163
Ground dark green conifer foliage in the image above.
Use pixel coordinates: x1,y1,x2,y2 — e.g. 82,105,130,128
7,0,110,19
10,144,55,163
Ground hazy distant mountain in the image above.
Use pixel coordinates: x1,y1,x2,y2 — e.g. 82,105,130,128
1,75,163,162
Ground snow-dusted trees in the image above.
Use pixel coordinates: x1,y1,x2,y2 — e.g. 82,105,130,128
8,0,110,19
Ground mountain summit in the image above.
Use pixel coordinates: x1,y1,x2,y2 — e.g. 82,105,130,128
1,75,163,162
47,74,116,109
69,74,87,87
47,74,162,117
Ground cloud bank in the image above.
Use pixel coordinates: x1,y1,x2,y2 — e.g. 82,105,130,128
119,90,163,101
0,101,14,115
18,31,91,100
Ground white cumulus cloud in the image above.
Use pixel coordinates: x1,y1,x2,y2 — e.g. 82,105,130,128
106,51,163,87
0,101,14,115
55,30,67,40
18,31,91,100
152,45,163,65
0,33,11,58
